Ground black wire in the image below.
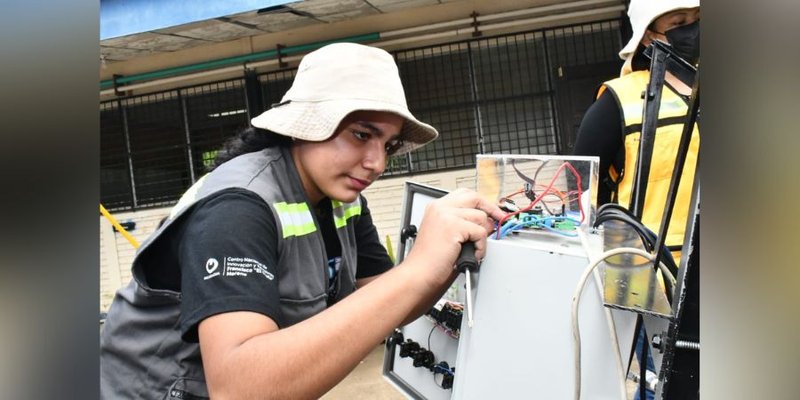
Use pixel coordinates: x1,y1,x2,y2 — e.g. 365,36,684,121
532,159,550,184
596,214,676,296
594,209,678,297
598,202,636,216
597,203,679,276
427,324,446,389
510,159,565,216
594,214,654,251
510,158,538,186
427,323,436,353
595,208,679,272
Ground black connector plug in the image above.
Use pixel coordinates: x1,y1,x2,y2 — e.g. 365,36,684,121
399,340,420,358
412,349,435,369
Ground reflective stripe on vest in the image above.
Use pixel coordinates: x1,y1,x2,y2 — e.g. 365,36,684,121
602,71,699,250
168,175,209,220
331,198,362,229
274,202,317,238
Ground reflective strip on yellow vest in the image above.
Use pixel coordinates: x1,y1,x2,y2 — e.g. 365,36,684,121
331,198,362,229
601,70,700,249
274,202,317,238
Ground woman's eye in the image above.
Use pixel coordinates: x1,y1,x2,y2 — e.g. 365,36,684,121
352,130,369,140
385,139,404,155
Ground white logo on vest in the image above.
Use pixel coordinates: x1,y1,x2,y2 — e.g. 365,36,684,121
204,258,220,280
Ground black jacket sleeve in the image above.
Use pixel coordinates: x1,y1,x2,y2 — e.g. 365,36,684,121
573,90,624,205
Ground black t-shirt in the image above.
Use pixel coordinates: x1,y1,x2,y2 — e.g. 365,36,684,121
572,90,624,205
139,188,394,342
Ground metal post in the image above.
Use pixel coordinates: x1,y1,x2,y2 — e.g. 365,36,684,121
652,70,699,277
179,91,196,183
628,41,669,218
120,100,138,209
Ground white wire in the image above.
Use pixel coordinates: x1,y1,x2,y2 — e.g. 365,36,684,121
571,246,654,400
577,230,628,400
658,260,677,287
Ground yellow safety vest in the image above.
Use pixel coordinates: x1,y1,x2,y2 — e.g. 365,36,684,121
600,70,699,251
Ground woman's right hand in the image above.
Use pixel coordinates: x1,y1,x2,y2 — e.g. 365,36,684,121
402,188,506,290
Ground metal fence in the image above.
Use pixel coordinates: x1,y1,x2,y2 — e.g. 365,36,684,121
100,19,621,211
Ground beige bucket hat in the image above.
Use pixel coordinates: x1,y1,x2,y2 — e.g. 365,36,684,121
251,42,438,155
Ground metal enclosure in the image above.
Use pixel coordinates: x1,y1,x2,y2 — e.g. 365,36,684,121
385,155,641,399
450,234,636,399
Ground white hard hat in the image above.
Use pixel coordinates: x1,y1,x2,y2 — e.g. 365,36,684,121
619,0,700,60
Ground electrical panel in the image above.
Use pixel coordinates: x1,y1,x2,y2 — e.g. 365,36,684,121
384,155,638,399
383,182,463,400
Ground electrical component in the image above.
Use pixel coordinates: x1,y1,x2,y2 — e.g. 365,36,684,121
426,299,464,336
395,337,456,391
399,340,420,359
413,349,435,369
433,361,455,390
389,329,404,346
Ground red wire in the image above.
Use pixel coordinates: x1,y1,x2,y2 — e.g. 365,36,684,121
494,161,584,239
500,187,526,201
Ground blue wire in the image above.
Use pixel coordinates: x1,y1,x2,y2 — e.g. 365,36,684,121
433,364,454,376
541,225,578,237
498,215,581,239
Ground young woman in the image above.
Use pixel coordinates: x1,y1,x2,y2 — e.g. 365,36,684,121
100,43,505,399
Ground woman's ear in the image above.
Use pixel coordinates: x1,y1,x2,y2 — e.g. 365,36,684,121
641,30,655,47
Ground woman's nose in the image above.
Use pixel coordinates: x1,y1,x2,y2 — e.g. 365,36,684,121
362,142,387,174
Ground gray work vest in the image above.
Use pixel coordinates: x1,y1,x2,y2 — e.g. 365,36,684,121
100,146,363,399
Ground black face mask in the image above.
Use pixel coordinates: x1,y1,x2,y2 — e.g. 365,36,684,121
665,20,700,65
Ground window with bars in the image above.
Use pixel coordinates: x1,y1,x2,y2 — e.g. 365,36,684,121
100,19,620,211
100,79,249,211
260,69,297,108
183,80,250,177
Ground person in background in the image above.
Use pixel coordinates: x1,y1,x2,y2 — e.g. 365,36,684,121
100,42,504,399
573,1,700,399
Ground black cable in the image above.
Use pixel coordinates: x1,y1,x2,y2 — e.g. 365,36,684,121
510,158,538,186
597,204,680,277
427,323,436,353
594,213,655,251
595,209,679,273
598,202,636,216
595,213,658,254
596,215,676,298
594,209,678,299
510,159,567,217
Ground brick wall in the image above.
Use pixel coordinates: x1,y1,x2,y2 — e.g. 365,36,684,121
99,168,475,311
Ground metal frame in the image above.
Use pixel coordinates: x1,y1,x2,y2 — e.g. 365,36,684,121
656,166,700,399
610,40,700,399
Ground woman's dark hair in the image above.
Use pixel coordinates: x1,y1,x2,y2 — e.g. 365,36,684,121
209,126,291,172
631,43,651,72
